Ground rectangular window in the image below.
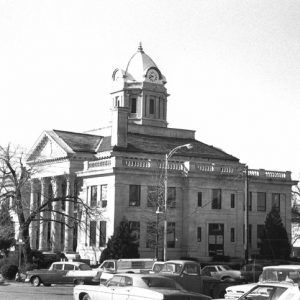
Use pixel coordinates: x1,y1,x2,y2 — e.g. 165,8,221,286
167,187,176,208
100,185,108,208
131,98,137,113
61,181,66,211
231,194,235,208
257,224,265,249
129,185,140,206
129,221,140,246
90,186,97,208
249,192,252,211
99,221,106,247
230,228,235,242
257,192,266,211
167,222,176,248
248,224,252,246
147,186,159,207
149,98,155,114
212,189,222,209
197,227,201,242
90,221,96,247
146,222,156,248
198,192,202,207
272,193,280,211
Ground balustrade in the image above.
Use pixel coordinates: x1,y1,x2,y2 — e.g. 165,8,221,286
85,156,291,181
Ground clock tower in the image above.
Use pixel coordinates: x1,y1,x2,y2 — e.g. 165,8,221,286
111,43,169,128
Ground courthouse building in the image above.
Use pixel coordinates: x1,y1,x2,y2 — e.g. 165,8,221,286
26,44,296,263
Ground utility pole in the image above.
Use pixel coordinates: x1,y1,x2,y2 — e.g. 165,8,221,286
244,165,249,263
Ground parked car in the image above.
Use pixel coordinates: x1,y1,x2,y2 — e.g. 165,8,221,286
92,258,156,284
232,281,300,300
240,263,264,283
74,273,212,300
158,260,237,298
201,265,245,282
225,265,300,300
25,261,94,286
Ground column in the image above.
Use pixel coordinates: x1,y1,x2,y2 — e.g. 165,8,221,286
29,180,37,249
39,178,49,251
64,175,75,253
51,177,61,252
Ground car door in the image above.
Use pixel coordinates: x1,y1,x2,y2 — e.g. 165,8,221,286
63,263,76,284
111,276,132,300
180,263,202,293
45,263,65,284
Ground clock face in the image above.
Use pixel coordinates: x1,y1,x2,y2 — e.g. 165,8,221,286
147,69,159,82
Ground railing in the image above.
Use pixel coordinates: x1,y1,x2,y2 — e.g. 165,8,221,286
85,156,291,181
88,158,111,169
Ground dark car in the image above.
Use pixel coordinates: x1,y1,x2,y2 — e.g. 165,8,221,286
25,261,93,286
158,260,235,298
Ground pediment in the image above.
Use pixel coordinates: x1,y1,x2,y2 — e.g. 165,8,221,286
27,132,70,162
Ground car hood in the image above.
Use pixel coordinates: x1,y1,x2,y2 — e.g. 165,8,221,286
27,269,49,274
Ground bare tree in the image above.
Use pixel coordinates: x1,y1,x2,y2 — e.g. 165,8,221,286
0,144,98,264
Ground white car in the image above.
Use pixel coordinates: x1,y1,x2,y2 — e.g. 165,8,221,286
74,273,211,300
225,265,300,300
201,265,245,282
233,281,300,300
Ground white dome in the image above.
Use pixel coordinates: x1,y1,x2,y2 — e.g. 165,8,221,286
124,43,165,83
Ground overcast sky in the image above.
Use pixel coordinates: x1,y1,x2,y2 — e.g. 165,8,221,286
0,0,299,180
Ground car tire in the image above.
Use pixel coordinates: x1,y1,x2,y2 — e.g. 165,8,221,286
82,294,91,300
31,276,41,287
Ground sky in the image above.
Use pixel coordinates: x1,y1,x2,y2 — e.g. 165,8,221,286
0,0,299,180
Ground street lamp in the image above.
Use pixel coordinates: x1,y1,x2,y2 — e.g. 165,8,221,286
163,143,193,261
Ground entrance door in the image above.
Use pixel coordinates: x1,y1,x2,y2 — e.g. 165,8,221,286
208,223,224,256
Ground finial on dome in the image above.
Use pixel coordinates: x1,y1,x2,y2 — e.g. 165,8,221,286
138,42,144,53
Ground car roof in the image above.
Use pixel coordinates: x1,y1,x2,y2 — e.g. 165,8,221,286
165,260,199,264
53,261,86,266
263,265,300,270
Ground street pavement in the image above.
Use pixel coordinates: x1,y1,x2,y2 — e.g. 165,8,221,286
0,281,74,300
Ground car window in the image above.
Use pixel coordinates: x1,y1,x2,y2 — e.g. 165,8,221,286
79,264,92,270
104,261,115,269
161,263,182,274
153,263,164,273
53,264,63,271
183,264,198,275
107,276,123,286
124,276,133,286
64,264,75,270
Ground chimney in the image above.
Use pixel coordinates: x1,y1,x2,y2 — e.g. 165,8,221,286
111,106,128,148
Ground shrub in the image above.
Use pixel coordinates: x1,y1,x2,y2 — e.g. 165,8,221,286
0,253,19,270
1,264,18,280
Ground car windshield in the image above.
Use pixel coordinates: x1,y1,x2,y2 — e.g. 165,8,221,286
142,277,181,289
239,285,287,300
161,263,183,274
261,269,300,283
79,264,92,270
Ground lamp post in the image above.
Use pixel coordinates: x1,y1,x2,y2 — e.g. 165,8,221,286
244,165,249,264
163,143,193,261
